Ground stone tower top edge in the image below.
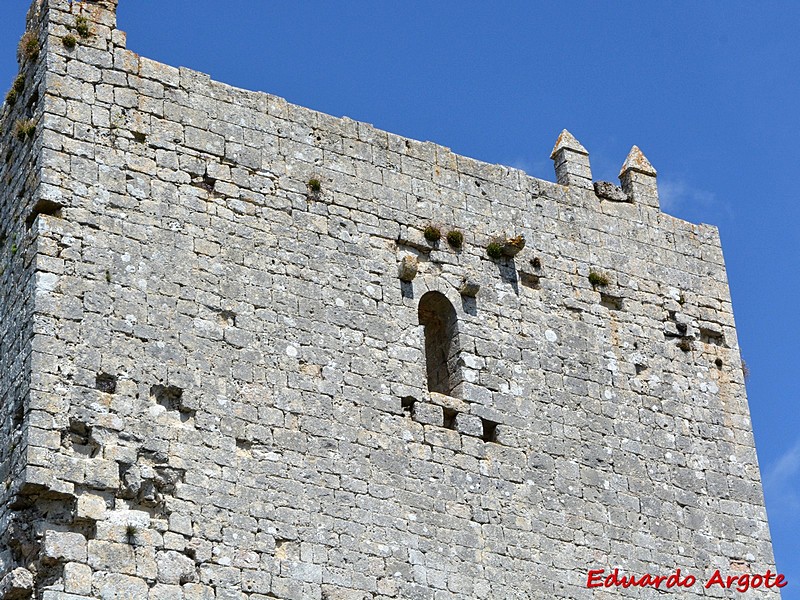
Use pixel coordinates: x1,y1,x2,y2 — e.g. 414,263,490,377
23,0,726,232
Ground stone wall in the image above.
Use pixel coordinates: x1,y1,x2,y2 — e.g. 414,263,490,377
0,1,51,594
0,0,781,598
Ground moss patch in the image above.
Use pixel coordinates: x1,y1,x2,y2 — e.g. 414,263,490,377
75,16,92,39
423,225,441,243
18,31,39,62
446,229,463,248
588,270,609,287
13,118,35,141
486,242,503,259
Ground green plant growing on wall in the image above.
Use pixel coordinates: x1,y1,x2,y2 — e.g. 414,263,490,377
6,74,25,106
125,524,138,544
13,75,25,94
75,16,91,39
446,229,463,248
486,241,503,259
588,270,609,287
13,119,35,141
18,31,39,62
307,178,321,193
63,34,77,50
5,88,19,107
423,225,441,243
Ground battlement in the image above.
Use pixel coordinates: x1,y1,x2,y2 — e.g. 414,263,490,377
0,2,781,599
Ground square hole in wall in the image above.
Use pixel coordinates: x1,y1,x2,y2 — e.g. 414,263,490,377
481,418,499,443
95,373,117,394
443,408,458,430
401,396,417,415
600,293,623,311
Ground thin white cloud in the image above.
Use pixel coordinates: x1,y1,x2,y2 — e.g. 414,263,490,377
764,437,800,513
658,177,725,216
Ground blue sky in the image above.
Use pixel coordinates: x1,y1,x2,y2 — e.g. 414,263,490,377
3,0,799,594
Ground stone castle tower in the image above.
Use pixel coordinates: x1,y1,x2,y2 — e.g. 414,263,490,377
0,1,782,598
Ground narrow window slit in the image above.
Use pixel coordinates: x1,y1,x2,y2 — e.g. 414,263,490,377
418,291,462,397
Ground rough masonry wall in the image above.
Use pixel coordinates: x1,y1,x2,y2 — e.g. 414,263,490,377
0,0,51,591
0,0,780,598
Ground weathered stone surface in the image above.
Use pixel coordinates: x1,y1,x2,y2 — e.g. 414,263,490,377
454,413,483,437
156,551,197,585
0,0,780,598
593,180,629,202
398,254,418,282
93,573,149,599
76,494,106,521
411,402,443,426
0,568,34,600
458,274,481,297
63,563,92,595
43,531,88,564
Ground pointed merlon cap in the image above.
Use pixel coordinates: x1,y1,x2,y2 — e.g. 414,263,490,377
619,145,657,178
550,129,589,159
618,145,659,208
550,129,592,189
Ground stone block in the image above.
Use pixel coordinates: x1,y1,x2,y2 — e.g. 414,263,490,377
87,540,135,574
0,567,34,600
64,562,92,595
76,494,107,521
454,413,483,438
156,550,197,585
93,573,149,598
43,531,87,564
412,402,442,426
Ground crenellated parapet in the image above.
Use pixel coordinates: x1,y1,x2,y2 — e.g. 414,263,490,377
550,130,660,209
550,129,592,189
619,144,659,208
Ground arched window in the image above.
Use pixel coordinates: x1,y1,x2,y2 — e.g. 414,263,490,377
418,291,461,396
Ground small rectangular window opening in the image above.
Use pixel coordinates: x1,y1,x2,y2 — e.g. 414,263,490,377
519,271,541,289
600,293,623,311
481,418,499,443
699,328,725,346
401,396,417,415
26,199,63,229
